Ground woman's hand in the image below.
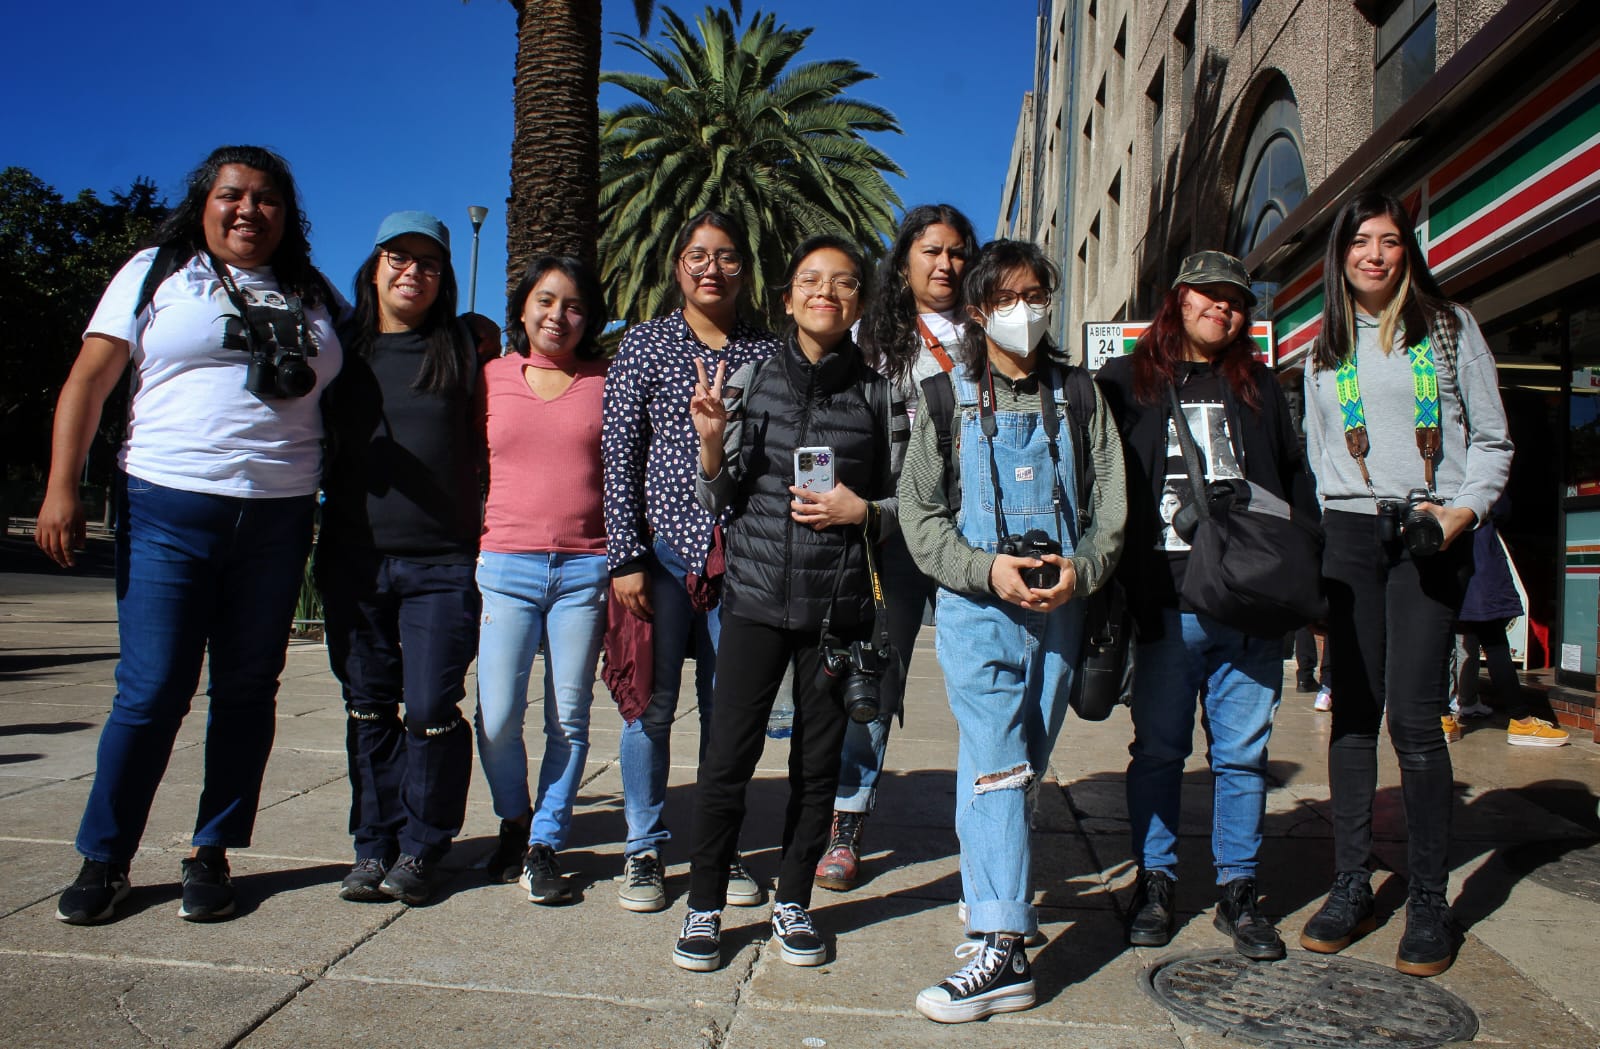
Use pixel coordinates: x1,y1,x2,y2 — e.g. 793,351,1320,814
990,553,1077,611
611,572,652,621
35,485,86,568
789,483,867,530
690,359,728,446
1420,502,1477,551
464,312,502,362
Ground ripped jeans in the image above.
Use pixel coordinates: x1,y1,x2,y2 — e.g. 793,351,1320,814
935,586,1083,936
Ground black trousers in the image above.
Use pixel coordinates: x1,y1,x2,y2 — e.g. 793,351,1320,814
687,610,858,911
1322,510,1472,895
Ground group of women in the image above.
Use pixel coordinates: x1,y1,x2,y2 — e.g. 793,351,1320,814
36,142,1521,1025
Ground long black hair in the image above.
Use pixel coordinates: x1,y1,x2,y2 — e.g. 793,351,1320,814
1312,189,1458,371
346,244,466,394
858,204,978,384
956,239,1062,380
506,255,608,361
149,145,328,308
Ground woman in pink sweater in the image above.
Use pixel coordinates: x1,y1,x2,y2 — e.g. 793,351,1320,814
475,256,609,905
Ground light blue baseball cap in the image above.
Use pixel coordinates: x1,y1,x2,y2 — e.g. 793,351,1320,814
374,210,450,253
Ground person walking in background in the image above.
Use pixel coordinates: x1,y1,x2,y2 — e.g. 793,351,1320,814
474,257,613,905
900,240,1125,1022
319,212,486,906
38,145,343,924
601,211,781,913
816,203,978,892
672,235,901,973
1300,190,1513,977
1096,251,1317,963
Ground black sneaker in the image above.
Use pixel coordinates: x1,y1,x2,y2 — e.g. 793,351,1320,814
179,851,236,922
1300,870,1376,953
1296,672,1319,694
1395,889,1459,977
379,853,433,906
486,818,528,884
520,843,572,905
673,908,723,972
916,932,1035,1023
771,901,827,966
1214,878,1286,961
56,859,131,925
1127,869,1176,947
339,857,391,902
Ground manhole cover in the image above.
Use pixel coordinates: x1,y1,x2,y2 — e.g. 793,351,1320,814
1504,838,1600,903
1140,950,1478,1047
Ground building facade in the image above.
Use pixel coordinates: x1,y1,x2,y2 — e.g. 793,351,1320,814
1008,0,1600,718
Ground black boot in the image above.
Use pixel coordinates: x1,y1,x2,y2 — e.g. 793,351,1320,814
1395,889,1458,977
1127,869,1176,947
1214,878,1286,961
1300,870,1376,953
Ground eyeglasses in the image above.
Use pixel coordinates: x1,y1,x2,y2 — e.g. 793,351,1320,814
791,272,862,298
381,251,443,278
679,249,745,278
989,288,1051,310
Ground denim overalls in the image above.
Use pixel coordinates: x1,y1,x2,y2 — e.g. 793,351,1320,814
935,369,1086,937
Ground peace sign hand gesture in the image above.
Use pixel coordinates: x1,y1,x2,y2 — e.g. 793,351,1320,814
690,358,728,445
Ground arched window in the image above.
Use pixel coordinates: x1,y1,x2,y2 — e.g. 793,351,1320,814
1229,85,1308,259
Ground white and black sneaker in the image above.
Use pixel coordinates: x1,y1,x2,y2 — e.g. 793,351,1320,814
57,859,131,925
771,901,827,966
673,908,723,972
520,843,572,905
915,932,1035,1024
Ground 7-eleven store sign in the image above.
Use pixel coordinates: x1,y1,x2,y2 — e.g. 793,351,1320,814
1271,40,1600,369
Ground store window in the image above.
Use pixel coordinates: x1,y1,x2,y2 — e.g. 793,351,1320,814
1228,83,1308,261
1374,0,1437,127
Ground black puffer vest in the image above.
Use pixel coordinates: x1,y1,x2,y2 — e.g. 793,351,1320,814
722,337,893,632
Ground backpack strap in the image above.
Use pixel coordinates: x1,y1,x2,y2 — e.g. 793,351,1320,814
134,244,186,323
1063,366,1095,531
920,371,957,510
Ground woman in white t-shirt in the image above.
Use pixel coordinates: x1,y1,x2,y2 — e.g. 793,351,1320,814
815,204,978,892
36,145,343,927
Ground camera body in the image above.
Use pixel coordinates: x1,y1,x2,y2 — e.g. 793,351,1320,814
998,528,1061,590
223,306,317,399
816,637,886,724
1377,487,1444,558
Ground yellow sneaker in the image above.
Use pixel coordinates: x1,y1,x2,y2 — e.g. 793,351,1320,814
1507,717,1570,748
1441,715,1462,743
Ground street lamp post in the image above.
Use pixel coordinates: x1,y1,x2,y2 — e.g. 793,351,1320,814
467,205,488,314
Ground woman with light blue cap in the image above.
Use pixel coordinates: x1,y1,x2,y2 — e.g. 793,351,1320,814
318,210,491,906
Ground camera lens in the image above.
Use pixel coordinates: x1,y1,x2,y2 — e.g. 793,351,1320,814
275,356,317,398
843,675,880,723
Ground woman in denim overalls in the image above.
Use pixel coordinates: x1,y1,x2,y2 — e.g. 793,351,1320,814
899,240,1126,1023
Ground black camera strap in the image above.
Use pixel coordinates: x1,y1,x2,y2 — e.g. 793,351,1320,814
980,358,1067,549
817,525,891,658
1167,384,1213,525
207,250,314,358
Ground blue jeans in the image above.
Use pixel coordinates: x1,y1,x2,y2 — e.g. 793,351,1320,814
76,472,315,864
619,538,719,857
319,546,478,864
1126,608,1283,884
474,551,608,852
834,535,931,812
936,588,1082,936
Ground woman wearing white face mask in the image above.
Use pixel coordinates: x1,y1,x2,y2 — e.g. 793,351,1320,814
898,239,1126,1023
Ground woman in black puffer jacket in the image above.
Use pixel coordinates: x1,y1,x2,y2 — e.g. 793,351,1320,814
672,235,902,974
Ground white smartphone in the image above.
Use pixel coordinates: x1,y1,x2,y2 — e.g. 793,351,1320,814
793,446,836,493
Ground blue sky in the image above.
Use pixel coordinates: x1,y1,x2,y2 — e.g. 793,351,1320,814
6,0,1036,327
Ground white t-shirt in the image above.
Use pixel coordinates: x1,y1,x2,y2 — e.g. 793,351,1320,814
86,248,343,498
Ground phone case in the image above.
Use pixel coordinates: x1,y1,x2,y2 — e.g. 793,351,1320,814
793,446,836,493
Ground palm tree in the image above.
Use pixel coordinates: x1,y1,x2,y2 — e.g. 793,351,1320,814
503,0,655,285
598,5,904,327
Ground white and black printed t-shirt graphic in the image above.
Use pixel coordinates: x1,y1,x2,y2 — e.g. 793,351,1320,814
1158,364,1243,593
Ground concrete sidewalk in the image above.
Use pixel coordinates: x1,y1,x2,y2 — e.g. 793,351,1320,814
4,542,1600,1047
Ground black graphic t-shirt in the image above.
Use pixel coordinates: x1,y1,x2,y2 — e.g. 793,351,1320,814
1159,363,1243,599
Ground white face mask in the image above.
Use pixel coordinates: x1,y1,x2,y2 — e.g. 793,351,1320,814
983,301,1050,356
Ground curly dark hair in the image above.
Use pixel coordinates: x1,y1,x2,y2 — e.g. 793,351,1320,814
149,145,329,308
857,204,979,385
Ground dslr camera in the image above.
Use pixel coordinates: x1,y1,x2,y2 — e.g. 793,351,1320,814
998,529,1061,590
223,303,318,399
1377,487,1444,558
817,636,887,724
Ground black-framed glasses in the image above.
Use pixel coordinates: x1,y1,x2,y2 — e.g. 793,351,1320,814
679,249,745,278
791,272,861,298
989,288,1050,310
380,250,443,278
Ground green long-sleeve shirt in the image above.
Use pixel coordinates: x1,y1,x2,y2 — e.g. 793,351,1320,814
897,366,1127,598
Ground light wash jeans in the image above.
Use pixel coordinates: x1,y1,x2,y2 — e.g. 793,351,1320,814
474,550,608,852
1126,607,1283,884
619,538,720,857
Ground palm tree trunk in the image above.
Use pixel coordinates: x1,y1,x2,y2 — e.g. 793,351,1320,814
507,0,601,287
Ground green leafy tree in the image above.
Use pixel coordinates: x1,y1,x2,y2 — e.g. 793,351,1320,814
0,168,166,489
598,5,904,328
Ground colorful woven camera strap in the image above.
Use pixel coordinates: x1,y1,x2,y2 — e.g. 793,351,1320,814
1334,337,1441,498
